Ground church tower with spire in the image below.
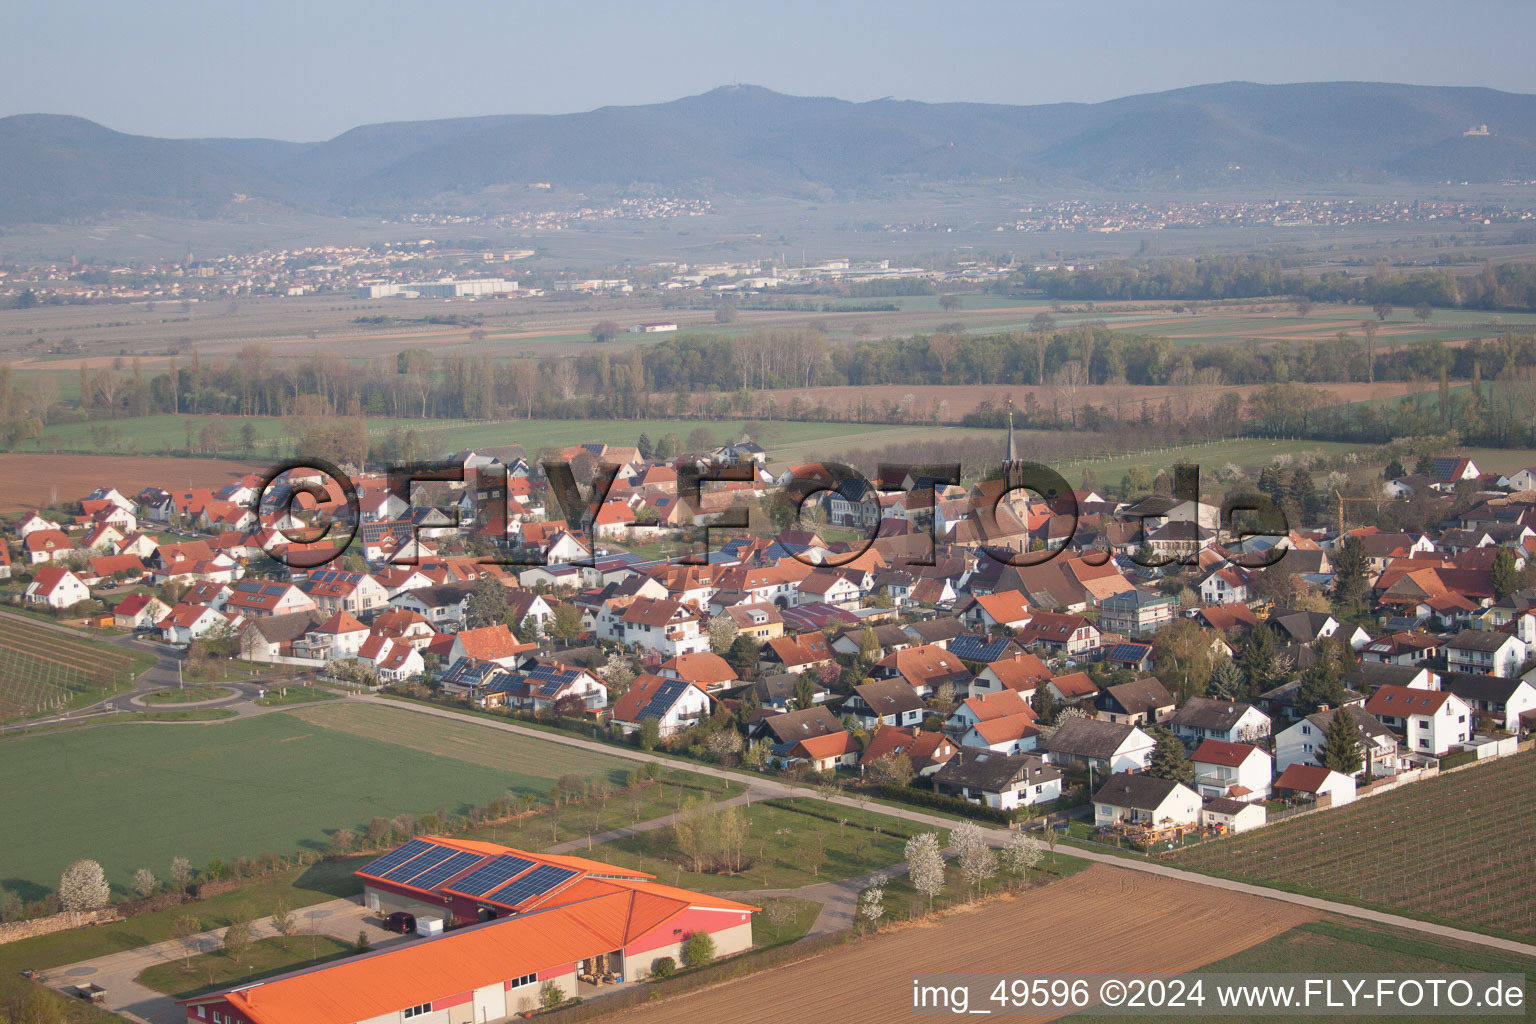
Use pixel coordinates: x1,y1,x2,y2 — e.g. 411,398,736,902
1005,395,1018,467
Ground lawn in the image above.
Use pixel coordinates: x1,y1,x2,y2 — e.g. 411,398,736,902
1067,919,1536,1024
137,935,356,999
584,797,926,892
452,769,743,852
256,684,339,707
1172,751,1536,940
143,685,233,704
0,702,635,896
751,897,822,948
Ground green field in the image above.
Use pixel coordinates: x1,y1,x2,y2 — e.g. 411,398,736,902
0,702,636,896
585,797,927,893
1069,919,1536,1024
16,412,920,465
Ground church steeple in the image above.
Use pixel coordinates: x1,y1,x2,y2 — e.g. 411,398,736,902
1005,396,1018,465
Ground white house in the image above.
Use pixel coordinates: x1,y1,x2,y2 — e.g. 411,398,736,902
1363,684,1472,757
1274,707,1398,779
1093,772,1202,830
24,567,89,609
1170,697,1272,745
933,750,1062,810
1189,740,1272,802
610,673,711,737
1447,673,1536,734
157,603,235,645
1041,718,1155,775
1443,630,1527,678
1200,797,1268,834
1274,763,1357,807
958,713,1041,755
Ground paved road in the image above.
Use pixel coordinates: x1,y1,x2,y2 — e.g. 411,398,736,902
353,693,1536,961
38,897,407,1024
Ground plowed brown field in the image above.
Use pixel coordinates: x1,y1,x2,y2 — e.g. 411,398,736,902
618,864,1317,1024
0,454,266,514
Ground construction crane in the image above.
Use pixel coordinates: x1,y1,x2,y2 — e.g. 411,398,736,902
1335,489,1386,539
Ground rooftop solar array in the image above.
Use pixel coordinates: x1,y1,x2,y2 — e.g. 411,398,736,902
949,634,1013,662
357,838,432,878
403,850,482,890
449,854,535,897
381,845,459,883
636,678,690,721
489,864,577,907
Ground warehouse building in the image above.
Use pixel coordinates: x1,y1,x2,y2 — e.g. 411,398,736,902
180,837,756,1024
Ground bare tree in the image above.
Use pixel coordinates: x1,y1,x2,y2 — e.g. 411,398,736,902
1050,360,1089,428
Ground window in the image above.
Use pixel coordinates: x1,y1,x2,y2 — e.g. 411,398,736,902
403,1003,433,1018
509,972,538,988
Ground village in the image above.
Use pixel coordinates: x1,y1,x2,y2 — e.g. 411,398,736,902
9,418,1535,861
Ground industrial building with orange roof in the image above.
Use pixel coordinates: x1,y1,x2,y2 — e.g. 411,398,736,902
181,836,757,1024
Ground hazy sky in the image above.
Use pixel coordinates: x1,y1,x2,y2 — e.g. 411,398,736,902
6,0,1534,140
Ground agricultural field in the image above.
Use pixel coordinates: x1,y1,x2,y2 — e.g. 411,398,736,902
0,453,264,514
1173,751,1536,940
1069,919,1536,1024
0,701,635,895
0,616,151,721
607,864,1317,1024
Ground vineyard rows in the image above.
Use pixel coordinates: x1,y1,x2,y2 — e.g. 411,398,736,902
1175,751,1536,938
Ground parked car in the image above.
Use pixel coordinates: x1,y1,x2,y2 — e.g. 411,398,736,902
383,911,415,934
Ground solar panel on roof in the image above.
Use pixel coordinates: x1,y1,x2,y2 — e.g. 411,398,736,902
381,844,458,882
450,854,535,897
402,850,482,890
637,678,688,721
357,839,433,878
488,864,576,906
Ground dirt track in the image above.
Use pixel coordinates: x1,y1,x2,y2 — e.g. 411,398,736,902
0,454,265,513
619,864,1317,1024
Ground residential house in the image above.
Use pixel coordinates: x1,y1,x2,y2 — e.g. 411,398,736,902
1093,677,1176,727
1443,629,1527,678
1189,740,1273,802
962,590,1032,631
761,631,836,675
1200,797,1267,834
301,569,389,619
1102,641,1155,674
872,644,970,698
1015,612,1101,657
725,602,784,642
753,672,827,710
390,581,477,629
1363,684,1473,756
614,598,709,656
1092,772,1202,830
225,580,317,619
658,652,738,693
958,713,1041,755
785,732,862,772
758,706,846,749
1042,718,1154,774
1098,588,1177,637
933,750,1062,810
1046,671,1100,704
1274,707,1398,778
157,603,235,645
112,593,169,630
610,673,711,737
449,624,532,668
1444,672,1536,734
24,566,89,609
1170,697,1272,744
968,651,1053,697
1273,763,1357,807
844,678,927,729
23,529,74,564
860,726,957,777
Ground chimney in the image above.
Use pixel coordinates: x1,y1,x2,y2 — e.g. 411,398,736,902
1318,703,1331,713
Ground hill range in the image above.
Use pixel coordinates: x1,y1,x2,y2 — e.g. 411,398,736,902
2,81,1535,224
